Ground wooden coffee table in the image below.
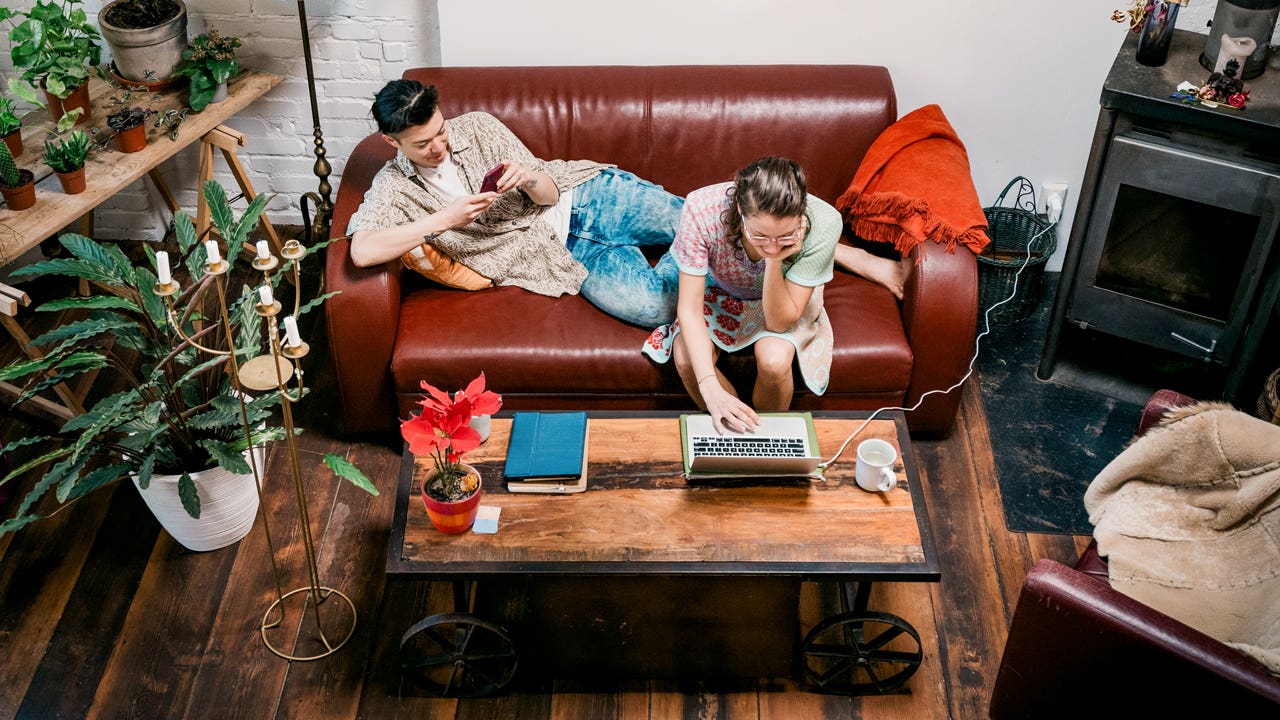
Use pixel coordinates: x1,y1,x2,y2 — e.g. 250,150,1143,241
387,410,939,697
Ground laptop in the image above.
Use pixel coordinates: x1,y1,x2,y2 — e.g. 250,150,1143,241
680,412,824,479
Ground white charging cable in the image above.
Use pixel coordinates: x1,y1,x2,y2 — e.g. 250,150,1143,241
818,217,1059,470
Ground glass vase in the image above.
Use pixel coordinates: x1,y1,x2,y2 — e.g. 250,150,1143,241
1136,1,1180,67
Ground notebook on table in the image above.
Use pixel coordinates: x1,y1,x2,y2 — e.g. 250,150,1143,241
680,412,824,480
503,411,589,494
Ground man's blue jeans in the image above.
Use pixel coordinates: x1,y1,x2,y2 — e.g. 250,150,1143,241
567,169,683,327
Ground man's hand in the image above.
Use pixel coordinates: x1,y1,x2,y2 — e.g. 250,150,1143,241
492,160,559,205
436,193,498,230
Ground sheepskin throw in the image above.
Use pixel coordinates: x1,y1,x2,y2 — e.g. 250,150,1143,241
1085,401,1280,674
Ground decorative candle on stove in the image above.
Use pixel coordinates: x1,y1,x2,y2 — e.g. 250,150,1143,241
256,240,270,261
205,240,221,264
258,284,273,306
1215,34,1257,75
155,251,171,285
283,315,302,348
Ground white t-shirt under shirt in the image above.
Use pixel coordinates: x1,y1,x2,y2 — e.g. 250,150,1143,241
416,153,575,244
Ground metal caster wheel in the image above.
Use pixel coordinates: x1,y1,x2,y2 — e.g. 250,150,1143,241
800,611,923,695
399,612,519,697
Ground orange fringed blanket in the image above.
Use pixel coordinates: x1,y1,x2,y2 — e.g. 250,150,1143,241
836,104,990,256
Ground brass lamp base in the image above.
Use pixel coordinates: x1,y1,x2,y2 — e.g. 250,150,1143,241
260,585,357,661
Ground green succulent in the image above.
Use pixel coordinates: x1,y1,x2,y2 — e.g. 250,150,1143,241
42,128,92,172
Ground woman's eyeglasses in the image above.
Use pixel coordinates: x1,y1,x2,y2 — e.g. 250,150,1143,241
740,215,806,246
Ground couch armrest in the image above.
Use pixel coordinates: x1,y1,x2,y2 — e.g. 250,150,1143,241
989,559,1280,718
324,234,403,435
899,242,978,434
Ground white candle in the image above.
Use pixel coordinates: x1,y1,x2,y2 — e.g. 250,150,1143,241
205,240,221,264
256,240,269,260
283,315,302,348
1215,35,1258,75
258,284,273,306
156,251,171,285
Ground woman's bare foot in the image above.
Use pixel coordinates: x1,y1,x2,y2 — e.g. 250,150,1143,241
834,244,907,300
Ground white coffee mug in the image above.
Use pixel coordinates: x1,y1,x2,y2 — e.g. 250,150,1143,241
470,414,491,443
855,438,898,493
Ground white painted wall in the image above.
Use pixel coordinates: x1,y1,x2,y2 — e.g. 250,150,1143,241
3,0,1275,271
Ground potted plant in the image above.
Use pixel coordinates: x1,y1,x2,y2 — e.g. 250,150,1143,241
104,78,154,152
400,373,502,533
98,0,187,85
0,181,375,548
41,128,92,194
0,137,35,210
0,0,103,125
171,29,240,112
0,93,23,157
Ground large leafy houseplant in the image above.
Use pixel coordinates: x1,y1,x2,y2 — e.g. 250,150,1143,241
1,0,102,123
0,180,374,536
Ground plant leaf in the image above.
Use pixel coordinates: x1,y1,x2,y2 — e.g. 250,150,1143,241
188,394,242,430
201,439,251,475
324,453,378,496
35,294,138,313
135,454,155,491
177,472,201,518
64,461,132,501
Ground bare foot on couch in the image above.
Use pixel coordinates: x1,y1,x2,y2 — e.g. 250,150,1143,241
834,244,908,300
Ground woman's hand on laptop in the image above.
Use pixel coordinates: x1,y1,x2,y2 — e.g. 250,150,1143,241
704,387,760,434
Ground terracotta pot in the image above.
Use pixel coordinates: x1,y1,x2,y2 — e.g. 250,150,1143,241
115,122,148,153
55,166,87,195
99,0,189,82
1,169,36,210
2,129,22,158
42,79,92,126
420,463,483,533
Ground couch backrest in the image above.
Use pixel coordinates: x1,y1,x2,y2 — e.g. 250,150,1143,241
385,65,896,204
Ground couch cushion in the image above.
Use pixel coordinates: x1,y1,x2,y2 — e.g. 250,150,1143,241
390,271,911,416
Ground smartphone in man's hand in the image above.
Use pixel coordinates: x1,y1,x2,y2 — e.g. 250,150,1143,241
480,164,504,194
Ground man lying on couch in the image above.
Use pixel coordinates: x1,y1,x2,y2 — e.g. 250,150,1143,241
347,79,685,328
347,79,912,328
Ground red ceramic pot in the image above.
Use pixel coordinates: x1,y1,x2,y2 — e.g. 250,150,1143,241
420,464,482,533
2,129,22,158
1,170,36,210
42,79,92,125
56,166,86,195
115,123,147,153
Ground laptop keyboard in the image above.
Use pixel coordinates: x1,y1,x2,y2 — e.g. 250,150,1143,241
690,435,808,458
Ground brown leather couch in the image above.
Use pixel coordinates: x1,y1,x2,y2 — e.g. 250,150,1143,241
326,65,979,436
988,389,1280,717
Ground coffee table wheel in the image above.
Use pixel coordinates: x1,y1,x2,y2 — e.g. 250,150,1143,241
800,610,923,695
399,612,519,697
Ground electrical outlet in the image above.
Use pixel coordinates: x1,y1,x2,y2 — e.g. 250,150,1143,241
1042,182,1069,223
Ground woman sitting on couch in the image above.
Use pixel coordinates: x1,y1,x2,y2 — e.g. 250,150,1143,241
642,156,839,434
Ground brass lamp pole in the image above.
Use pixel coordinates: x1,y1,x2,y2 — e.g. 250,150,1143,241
297,0,333,245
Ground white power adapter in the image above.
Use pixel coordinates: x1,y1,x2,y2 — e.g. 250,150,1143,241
1042,182,1069,224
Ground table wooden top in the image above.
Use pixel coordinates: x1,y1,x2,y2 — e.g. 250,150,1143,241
390,411,940,581
0,68,283,266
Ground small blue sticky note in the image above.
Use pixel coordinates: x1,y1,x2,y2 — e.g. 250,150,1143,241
472,505,500,534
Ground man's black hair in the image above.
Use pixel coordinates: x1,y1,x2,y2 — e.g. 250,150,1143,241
371,79,440,135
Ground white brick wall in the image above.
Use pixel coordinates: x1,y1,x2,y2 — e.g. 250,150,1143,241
1,0,441,244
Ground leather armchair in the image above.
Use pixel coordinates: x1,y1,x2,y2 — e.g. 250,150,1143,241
988,389,1280,717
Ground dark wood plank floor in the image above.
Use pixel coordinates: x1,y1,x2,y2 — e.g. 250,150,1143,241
1,278,1092,719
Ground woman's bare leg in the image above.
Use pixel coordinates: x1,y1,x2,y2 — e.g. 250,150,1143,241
834,243,908,300
752,337,795,411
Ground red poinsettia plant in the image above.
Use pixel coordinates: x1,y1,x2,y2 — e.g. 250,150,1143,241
401,372,503,501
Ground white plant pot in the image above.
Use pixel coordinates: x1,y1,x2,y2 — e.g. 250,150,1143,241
133,445,265,552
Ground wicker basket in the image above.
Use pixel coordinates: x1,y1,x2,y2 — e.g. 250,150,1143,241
977,177,1056,326
1258,368,1280,424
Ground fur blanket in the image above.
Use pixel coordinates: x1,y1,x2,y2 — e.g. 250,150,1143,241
1084,402,1280,673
